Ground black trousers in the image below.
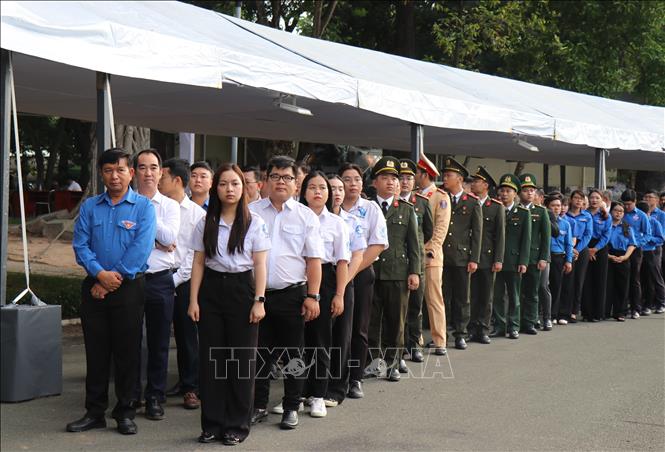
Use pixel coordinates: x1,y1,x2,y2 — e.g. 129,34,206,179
550,254,566,320
538,262,552,323
582,245,608,320
304,264,336,398
325,279,354,403
136,270,175,402
628,248,643,313
607,251,631,318
469,268,494,336
443,266,471,338
643,248,665,310
198,269,257,440
561,247,589,319
80,276,144,420
349,266,375,382
173,281,199,393
254,284,306,412
403,271,425,354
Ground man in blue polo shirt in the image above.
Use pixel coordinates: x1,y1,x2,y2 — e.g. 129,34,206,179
68,148,156,435
621,189,651,318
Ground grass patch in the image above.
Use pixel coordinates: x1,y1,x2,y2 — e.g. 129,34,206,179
5,272,83,319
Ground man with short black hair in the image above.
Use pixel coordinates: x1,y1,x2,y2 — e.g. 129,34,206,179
189,161,213,210
242,166,263,203
621,189,651,317
68,148,156,435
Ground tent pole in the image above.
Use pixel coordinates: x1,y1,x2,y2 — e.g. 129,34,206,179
543,163,549,192
410,123,423,164
594,148,607,190
95,72,112,194
1,50,11,306
560,165,566,192
230,1,241,164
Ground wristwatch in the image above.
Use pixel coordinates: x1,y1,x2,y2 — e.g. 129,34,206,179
254,296,266,303
306,293,321,302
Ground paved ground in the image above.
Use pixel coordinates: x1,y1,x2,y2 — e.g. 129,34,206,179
2,315,664,451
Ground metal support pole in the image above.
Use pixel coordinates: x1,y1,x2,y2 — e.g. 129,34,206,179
230,1,242,165
1,50,11,306
543,163,549,192
95,72,112,194
594,148,607,190
560,165,566,193
410,123,423,164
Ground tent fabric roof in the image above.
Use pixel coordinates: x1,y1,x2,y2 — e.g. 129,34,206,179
1,1,664,170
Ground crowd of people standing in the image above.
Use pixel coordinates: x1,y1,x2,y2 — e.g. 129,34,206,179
67,147,665,445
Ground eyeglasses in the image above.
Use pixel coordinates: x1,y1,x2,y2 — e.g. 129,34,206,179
268,174,296,183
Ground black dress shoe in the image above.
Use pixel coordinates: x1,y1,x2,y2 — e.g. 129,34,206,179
478,335,491,344
280,410,298,429
523,326,538,335
166,382,183,397
250,408,268,425
222,433,242,446
434,346,447,356
489,330,505,338
347,380,364,399
387,368,401,382
198,431,219,443
411,349,424,363
398,359,409,374
508,330,519,339
66,415,106,432
454,337,467,350
116,418,137,435
425,340,436,348
145,399,164,420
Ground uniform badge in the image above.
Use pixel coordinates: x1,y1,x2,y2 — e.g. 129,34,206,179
400,162,408,169
393,200,399,208
462,195,468,201
121,220,136,230
387,160,395,168
440,200,447,209
525,176,531,182
357,206,367,218
485,201,491,207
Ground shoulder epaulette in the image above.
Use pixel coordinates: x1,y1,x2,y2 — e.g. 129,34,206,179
465,192,478,199
436,188,447,195
517,205,529,211
398,198,413,207
491,198,502,205
415,192,428,200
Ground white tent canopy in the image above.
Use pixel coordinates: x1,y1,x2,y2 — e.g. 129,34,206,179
1,0,664,170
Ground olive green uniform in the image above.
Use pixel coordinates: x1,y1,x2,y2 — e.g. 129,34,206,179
520,203,551,330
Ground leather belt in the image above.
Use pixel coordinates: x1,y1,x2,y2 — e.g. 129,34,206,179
266,281,306,295
145,269,173,280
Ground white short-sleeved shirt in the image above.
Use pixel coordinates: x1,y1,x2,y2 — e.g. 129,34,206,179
250,197,324,290
173,196,206,287
147,191,180,273
345,197,389,249
318,208,351,265
190,211,271,273
339,209,367,253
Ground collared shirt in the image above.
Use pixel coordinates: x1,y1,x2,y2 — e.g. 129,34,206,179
551,216,574,263
478,195,489,205
173,196,206,287
609,222,637,252
651,207,665,231
73,188,156,279
345,196,389,249
318,208,351,265
644,215,665,250
623,207,651,248
146,191,180,273
587,209,612,250
565,210,593,251
190,211,271,273
504,202,515,213
451,189,464,205
190,196,209,211
250,197,324,290
340,209,367,253
376,194,394,213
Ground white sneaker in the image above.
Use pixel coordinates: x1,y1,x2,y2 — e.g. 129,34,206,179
631,311,640,319
270,402,304,414
558,319,568,325
309,397,327,418
323,398,339,407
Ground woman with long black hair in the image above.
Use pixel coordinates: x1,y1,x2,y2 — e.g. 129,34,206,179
582,189,612,321
299,171,351,418
606,202,637,321
188,163,270,445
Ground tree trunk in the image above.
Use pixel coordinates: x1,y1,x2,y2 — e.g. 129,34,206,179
396,0,416,58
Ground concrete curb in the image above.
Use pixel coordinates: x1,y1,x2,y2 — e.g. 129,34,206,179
61,318,81,326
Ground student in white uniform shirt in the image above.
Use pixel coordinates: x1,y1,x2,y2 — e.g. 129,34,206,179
324,175,367,406
339,163,389,399
188,163,270,445
132,149,180,421
249,156,324,430
158,159,206,410
299,171,351,418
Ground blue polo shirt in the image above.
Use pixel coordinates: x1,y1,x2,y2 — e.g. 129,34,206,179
608,222,637,253
623,207,651,248
587,209,612,250
644,215,665,250
651,207,665,232
565,210,593,252
73,187,156,279
551,216,574,263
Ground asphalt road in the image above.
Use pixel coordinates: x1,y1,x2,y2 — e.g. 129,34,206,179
2,315,664,451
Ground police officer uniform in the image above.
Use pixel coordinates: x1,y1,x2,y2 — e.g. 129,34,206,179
396,159,433,364
469,167,505,343
492,174,531,339
442,158,482,350
518,174,551,334
367,157,420,381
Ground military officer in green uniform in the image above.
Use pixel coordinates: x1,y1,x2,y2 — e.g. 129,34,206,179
442,157,482,350
367,156,420,382
468,167,505,344
395,159,432,372
518,173,551,335
492,174,531,339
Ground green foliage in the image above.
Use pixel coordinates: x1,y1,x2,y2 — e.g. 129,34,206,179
5,272,83,319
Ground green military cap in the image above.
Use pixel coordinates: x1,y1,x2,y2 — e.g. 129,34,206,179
399,159,417,176
498,173,521,192
372,156,400,179
519,173,537,189
443,157,469,178
472,166,497,188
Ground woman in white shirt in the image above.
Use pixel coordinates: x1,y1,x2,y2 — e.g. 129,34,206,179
299,171,351,418
188,163,270,445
